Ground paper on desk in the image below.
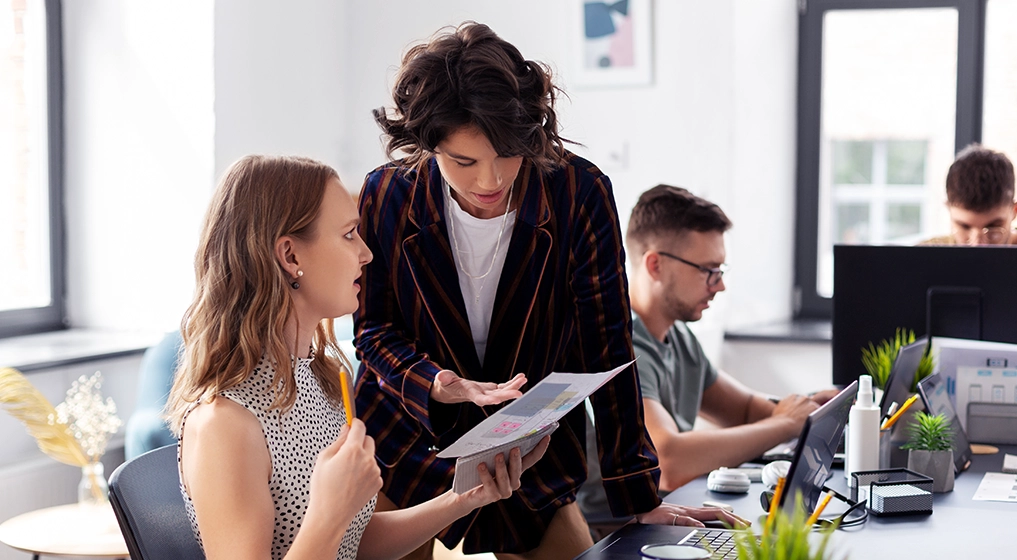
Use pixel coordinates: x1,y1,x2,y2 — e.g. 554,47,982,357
972,472,1017,502
439,360,635,493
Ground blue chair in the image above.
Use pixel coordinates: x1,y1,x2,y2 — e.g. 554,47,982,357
108,444,204,560
125,331,182,459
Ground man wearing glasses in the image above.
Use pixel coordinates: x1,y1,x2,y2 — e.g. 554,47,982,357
578,185,827,536
922,144,1016,246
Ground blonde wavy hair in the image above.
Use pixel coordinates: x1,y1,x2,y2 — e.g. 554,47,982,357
166,155,353,434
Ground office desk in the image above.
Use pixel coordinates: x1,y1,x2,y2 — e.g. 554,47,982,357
577,446,1016,559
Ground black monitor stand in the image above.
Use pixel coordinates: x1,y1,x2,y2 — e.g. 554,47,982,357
926,286,981,340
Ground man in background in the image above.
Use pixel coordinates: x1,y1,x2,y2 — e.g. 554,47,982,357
578,185,833,536
923,143,1016,245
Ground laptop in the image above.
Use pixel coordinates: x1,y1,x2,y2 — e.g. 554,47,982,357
576,381,859,560
916,372,972,473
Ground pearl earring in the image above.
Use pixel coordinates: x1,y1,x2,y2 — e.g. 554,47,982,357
290,270,303,290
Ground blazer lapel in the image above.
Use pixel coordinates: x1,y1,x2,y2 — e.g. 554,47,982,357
402,165,483,377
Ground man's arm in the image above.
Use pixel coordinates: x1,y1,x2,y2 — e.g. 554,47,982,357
698,371,776,427
645,374,817,491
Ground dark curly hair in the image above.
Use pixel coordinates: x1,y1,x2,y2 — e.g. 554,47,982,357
373,22,569,174
946,143,1015,212
627,185,732,253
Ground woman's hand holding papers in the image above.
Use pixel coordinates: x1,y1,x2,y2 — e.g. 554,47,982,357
449,435,551,514
636,502,751,529
430,370,527,406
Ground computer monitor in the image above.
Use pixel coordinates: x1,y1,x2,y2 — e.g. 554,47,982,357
879,337,928,419
917,372,972,473
780,380,858,513
832,245,1017,386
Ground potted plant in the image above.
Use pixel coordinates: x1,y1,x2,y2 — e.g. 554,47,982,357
902,411,955,493
860,328,933,391
729,493,841,560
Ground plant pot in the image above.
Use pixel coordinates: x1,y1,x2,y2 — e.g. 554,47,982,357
907,449,954,493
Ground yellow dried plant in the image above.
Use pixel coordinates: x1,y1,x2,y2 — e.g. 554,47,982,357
0,367,89,467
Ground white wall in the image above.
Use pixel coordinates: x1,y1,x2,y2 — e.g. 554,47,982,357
214,0,349,178
62,0,805,372
63,1,214,332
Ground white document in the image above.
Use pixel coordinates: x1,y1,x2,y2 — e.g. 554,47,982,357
439,360,635,493
972,472,1017,502
933,337,1017,429
955,366,1017,431
450,421,558,494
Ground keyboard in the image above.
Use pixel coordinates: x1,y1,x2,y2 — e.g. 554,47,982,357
684,529,743,560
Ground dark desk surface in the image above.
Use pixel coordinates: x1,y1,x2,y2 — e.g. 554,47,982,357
577,446,1016,559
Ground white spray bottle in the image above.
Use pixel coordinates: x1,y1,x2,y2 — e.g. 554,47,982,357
846,374,880,486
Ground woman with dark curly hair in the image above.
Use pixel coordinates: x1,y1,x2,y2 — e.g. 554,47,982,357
354,22,744,560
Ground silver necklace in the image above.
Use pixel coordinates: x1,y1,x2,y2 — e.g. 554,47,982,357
444,179,514,301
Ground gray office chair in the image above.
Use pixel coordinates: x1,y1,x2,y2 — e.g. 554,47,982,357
108,444,204,560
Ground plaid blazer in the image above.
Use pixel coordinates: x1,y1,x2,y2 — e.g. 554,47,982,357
353,153,661,553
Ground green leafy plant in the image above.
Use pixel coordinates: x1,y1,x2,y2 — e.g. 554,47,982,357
860,328,916,390
729,492,840,560
910,347,935,393
901,411,953,452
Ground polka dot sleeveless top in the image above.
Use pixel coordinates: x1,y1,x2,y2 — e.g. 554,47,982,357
179,355,376,559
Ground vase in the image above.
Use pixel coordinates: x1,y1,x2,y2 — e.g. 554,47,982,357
78,461,109,504
907,449,954,493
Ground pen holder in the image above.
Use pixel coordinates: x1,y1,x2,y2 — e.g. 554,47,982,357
878,429,892,470
851,468,934,516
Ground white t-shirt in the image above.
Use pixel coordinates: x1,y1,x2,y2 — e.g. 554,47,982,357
445,193,516,365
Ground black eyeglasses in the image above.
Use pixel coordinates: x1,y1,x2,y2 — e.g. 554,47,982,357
952,225,1012,245
657,251,728,287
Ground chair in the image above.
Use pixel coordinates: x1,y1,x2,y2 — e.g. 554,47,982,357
108,444,205,560
125,331,182,459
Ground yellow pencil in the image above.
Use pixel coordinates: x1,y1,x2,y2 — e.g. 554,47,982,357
767,476,786,527
881,393,919,430
339,366,356,425
806,491,833,526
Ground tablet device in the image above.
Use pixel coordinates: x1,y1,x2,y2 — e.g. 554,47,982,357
916,372,972,473
780,380,858,513
880,337,928,419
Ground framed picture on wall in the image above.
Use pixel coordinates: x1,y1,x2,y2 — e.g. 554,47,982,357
571,0,654,88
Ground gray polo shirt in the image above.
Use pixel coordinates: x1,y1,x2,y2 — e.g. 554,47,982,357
577,315,718,520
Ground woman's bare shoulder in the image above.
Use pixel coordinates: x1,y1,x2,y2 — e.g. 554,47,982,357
182,396,266,459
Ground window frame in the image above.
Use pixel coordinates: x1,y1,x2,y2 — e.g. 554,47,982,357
0,0,66,338
793,0,986,318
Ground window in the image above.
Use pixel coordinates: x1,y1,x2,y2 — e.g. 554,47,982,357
821,139,930,295
0,0,64,337
795,0,987,317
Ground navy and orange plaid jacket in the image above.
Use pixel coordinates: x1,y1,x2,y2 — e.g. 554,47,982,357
353,153,661,553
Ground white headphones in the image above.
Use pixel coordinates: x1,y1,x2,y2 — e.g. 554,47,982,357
706,468,751,494
761,460,792,489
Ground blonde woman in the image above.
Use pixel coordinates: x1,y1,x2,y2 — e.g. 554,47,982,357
167,155,548,560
